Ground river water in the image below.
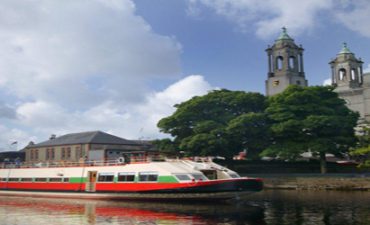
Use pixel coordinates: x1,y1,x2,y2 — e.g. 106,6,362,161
0,190,369,225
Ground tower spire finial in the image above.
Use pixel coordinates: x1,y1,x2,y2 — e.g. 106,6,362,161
276,26,293,41
339,42,352,54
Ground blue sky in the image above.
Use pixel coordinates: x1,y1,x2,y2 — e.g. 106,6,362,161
0,0,370,150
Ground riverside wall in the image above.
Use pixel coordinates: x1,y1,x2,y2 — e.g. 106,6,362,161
263,176,370,191
218,160,370,191
244,174,370,191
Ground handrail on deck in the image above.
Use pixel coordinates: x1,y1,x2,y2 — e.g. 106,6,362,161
0,157,157,169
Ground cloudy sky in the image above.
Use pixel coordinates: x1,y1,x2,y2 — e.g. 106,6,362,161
1,0,370,151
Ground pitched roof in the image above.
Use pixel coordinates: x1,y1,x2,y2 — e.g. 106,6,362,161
29,131,140,148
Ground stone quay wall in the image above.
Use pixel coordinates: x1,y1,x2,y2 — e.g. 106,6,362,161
256,176,370,191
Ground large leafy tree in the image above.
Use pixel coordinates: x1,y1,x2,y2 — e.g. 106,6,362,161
157,89,268,158
351,125,370,167
262,85,359,173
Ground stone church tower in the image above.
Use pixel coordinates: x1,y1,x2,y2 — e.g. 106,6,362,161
331,43,370,121
265,27,308,96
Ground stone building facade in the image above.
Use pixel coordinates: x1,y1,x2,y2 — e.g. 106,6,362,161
24,131,155,164
330,43,370,122
265,27,308,96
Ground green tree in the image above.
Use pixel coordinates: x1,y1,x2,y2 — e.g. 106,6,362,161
262,85,359,173
226,112,270,159
152,138,177,156
351,125,370,167
157,89,268,158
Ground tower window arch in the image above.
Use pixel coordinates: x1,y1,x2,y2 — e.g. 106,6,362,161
289,56,295,69
276,56,283,70
351,68,356,81
339,68,346,81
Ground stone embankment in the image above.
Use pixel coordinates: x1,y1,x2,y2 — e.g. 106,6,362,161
260,176,370,191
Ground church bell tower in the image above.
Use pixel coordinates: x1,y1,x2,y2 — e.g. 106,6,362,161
265,27,308,96
330,42,364,90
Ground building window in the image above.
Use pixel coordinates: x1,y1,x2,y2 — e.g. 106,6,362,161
46,148,51,160
276,56,283,70
46,148,55,160
339,69,346,81
61,148,66,159
289,56,295,69
117,172,135,182
296,80,301,85
66,147,71,159
351,69,356,81
76,146,84,159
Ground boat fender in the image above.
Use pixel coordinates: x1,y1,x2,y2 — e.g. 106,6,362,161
117,157,125,163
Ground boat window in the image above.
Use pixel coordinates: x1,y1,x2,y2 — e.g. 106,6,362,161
20,178,33,182
63,178,70,183
201,170,217,180
174,174,191,181
229,173,240,178
49,178,63,182
138,172,158,182
35,178,47,182
8,178,19,182
117,172,135,182
191,174,208,181
1,178,7,182
98,173,114,182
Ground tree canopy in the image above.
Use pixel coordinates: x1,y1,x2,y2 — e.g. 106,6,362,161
157,89,268,158
351,125,370,168
261,85,359,173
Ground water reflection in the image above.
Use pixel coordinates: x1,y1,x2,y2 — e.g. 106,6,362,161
0,191,369,225
249,190,370,225
0,196,264,225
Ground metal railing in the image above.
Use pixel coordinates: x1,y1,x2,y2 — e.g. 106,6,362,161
0,157,159,169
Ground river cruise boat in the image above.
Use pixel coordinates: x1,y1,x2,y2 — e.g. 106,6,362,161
0,157,263,201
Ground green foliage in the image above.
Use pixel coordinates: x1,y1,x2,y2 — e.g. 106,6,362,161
157,89,268,158
262,85,359,172
351,126,370,167
156,85,359,168
226,112,270,159
152,138,177,155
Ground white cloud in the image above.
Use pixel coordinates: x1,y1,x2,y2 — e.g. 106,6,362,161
0,0,188,151
188,0,333,38
333,0,370,38
11,75,215,148
0,0,181,108
323,78,332,86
